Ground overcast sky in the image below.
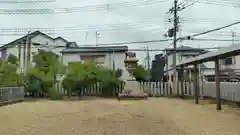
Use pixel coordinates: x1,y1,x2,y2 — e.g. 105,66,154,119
0,0,239,64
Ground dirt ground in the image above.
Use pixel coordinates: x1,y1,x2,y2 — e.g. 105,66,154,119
0,98,240,135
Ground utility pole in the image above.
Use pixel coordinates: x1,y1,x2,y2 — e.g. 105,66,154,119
146,46,150,71
23,37,27,71
172,0,178,92
179,24,183,61
18,41,21,70
231,30,236,44
198,44,204,99
25,31,31,73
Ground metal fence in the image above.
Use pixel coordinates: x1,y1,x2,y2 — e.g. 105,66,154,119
0,87,25,104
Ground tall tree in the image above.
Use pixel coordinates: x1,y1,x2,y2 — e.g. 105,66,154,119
27,49,65,95
132,64,149,82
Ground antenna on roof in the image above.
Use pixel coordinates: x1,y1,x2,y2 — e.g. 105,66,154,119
95,30,100,47
85,32,88,46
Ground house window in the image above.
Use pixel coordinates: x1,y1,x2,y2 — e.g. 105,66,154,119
224,57,235,65
80,55,105,64
94,56,105,64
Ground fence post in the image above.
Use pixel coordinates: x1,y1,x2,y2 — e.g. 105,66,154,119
164,82,166,96
180,65,184,98
193,64,199,104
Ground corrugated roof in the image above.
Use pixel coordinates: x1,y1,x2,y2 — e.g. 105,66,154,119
178,43,240,66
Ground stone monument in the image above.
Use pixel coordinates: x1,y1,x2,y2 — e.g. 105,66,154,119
118,52,147,99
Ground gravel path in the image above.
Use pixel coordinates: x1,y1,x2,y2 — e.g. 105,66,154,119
0,98,240,135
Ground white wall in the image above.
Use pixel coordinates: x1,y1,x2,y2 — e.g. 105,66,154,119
164,54,215,79
31,35,66,56
220,55,240,70
62,52,130,80
6,34,67,70
201,61,215,76
165,53,183,71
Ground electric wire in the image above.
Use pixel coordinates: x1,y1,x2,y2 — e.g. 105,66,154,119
0,43,225,51
186,0,240,8
0,19,165,33
1,38,239,49
0,0,55,3
0,16,237,34
178,0,199,11
0,0,166,14
179,21,240,40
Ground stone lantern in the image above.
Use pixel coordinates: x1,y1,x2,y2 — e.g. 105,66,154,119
124,51,139,76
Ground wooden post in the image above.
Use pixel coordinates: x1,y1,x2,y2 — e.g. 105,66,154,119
188,70,192,95
193,64,199,104
215,59,222,110
176,70,179,95
180,65,184,98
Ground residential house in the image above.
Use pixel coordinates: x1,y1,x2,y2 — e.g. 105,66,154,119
61,46,133,80
163,46,215,82
216,56,240,81
0,31,77,71
220,56,240,73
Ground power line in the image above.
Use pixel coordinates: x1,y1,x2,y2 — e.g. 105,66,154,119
0,16,236,35
0,19,166,33
0,43,224,51
0,0,166,14
177,0,199,11
186,0,240,8
0,0,55,3
1,21,240,48
0,39,172,48
1,37,240,47
188,38,240,42
180,21,240,40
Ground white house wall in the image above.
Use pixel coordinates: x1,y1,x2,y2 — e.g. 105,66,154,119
5,34,67,70
62,52,130,80
164,54,215,78
235,55,240,69
31,35,66,56
166,54,182,70
220,55,240,70
200,61,215,76
201,69,214,76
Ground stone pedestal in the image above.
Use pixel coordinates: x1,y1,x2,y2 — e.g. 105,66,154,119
124,80,142,94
